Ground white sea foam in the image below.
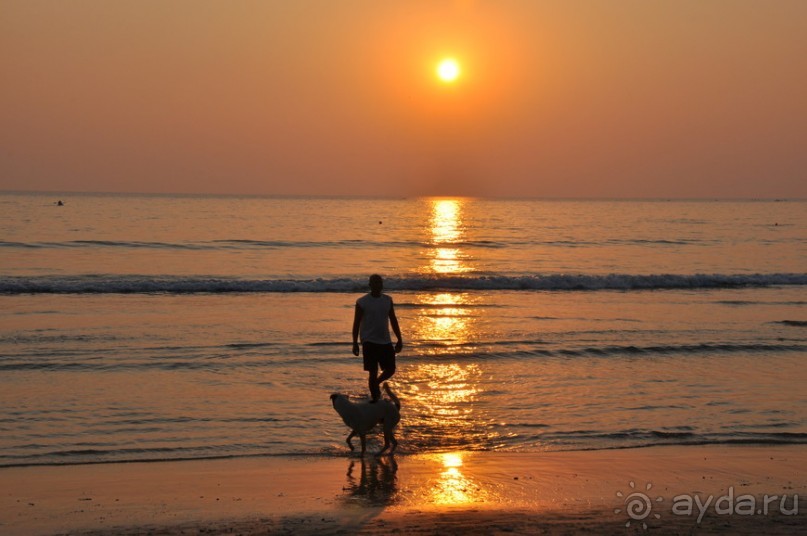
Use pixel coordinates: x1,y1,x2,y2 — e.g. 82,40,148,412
1,273,805,294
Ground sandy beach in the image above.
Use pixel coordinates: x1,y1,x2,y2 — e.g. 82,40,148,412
1,445,803,535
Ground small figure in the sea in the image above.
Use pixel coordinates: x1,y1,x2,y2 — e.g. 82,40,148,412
352,274,403,402
56,200,64,206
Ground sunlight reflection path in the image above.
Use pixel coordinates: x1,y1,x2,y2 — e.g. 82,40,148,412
416,199,477,350
401,199,500,451
427,199,473,275
401,362,499,451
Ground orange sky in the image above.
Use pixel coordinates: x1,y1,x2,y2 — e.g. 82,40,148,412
1,1,805,198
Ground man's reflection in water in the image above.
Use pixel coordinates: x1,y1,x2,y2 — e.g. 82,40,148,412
342,456,399,506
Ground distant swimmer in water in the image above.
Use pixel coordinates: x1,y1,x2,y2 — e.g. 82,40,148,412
56,200,64,206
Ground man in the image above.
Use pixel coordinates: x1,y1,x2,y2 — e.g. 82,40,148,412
352,274,403,402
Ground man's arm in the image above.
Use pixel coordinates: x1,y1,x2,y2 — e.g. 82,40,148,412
389,301,403,353
352,303,362,356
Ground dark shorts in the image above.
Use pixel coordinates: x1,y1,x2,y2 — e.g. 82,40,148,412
362,342,396,373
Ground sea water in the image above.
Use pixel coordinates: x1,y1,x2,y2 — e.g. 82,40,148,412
0,193,804,466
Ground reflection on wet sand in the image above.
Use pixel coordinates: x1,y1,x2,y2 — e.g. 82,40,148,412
428,452,488,506
341,457,398,506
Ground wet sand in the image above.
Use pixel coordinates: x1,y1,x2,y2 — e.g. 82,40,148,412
1,445,804,535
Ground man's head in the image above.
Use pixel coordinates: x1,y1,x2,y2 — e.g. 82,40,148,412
369,274,383,295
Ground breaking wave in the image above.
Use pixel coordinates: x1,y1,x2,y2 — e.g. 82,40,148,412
0,237,724,250
1,273,805,295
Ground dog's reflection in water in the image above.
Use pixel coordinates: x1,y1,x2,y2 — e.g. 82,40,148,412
342,456,399,506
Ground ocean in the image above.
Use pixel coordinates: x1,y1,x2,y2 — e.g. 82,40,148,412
0,193,805,466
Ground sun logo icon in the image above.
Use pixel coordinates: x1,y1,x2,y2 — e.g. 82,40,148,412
614,481,664,529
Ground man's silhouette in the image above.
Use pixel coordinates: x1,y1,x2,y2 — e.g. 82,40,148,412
352,274,403,401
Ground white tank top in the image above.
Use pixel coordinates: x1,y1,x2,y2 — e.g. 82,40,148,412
356,293,392,344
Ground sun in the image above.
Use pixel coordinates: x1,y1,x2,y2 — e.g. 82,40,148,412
436,58,461,83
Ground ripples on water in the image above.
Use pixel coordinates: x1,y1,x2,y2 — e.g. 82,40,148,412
0,195,804,465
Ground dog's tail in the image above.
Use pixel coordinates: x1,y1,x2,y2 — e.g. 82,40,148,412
383,382,400,410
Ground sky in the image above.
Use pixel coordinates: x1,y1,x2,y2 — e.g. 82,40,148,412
1,1,806,198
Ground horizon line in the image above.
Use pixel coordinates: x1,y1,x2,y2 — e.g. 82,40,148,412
1,189,803,203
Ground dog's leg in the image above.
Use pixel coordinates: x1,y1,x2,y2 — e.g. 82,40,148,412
346,431,356,451
377,422,399,456
360,433,367,456
376,429,392,456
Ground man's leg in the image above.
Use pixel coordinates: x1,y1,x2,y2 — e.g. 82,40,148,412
377,366,395,384
363,343,381,401
376,345,396,385
368,371,381,401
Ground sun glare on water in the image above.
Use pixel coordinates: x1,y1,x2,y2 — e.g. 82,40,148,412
436,58,461,83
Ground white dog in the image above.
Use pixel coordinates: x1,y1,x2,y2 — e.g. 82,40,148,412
330,383,401,456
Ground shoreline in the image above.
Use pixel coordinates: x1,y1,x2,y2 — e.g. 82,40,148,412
1,444,803,535
2,438,804,470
